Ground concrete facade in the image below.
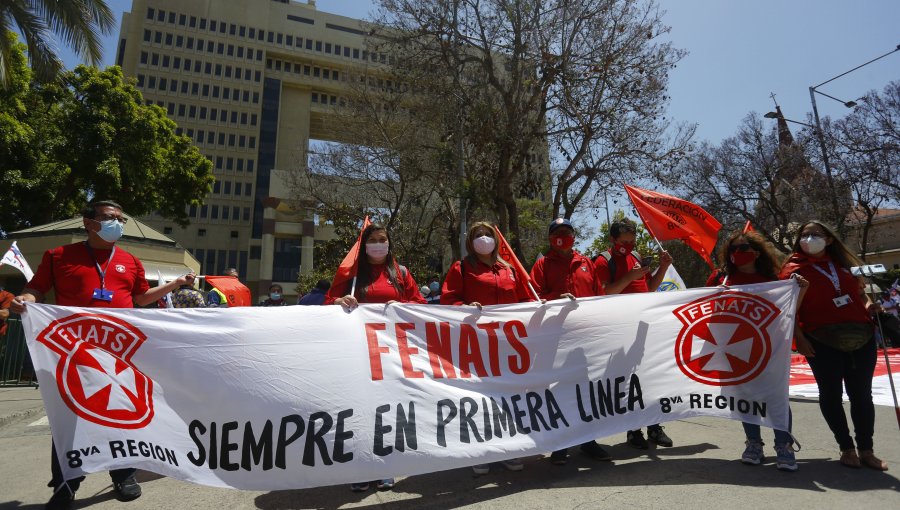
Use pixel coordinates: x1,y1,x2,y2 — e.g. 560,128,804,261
116,0,371,300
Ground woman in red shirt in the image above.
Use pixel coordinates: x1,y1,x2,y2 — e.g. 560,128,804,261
441,222,533,475
780,220,887,471
326,223,425,492
715,230,806,471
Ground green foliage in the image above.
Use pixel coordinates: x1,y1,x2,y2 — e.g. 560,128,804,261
296,267,336,298
0,39,213,232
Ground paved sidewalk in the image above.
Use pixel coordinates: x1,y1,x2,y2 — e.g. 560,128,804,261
2,386,899,510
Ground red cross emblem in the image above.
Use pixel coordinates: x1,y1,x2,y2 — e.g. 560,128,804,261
36,313,154,429
672,291,780,386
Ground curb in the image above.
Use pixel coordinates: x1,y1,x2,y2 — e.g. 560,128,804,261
0,405,45,429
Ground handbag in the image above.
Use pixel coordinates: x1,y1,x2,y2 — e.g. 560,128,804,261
809,322,874,352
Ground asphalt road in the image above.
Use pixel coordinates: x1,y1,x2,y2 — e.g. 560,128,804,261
1,387,898,509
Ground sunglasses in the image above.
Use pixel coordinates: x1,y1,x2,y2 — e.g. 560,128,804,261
728,243,752,253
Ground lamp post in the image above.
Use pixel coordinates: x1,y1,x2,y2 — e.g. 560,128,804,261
808,44,900,237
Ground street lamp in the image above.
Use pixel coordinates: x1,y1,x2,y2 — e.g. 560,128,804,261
808,44,900,236
763,111,815,129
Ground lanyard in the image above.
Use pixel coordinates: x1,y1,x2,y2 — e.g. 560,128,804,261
811,261,841,295
84,242,116,290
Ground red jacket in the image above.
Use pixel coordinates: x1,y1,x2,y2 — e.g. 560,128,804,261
325,263,426,305
441,258,533,305
594,250,648,294
780,253,870,332
530,250,601,300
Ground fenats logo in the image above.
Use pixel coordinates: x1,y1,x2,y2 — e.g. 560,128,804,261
36,313,154,429
672,291,780,386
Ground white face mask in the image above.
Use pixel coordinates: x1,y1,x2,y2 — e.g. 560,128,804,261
799,235,827,255
366,242,389,259
96,219,124,243
472,235,496,255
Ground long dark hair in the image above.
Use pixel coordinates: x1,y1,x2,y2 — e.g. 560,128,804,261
719,230,784,280
352,223,404,301
790,220,862,270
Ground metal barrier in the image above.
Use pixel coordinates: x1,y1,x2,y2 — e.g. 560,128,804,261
0,318,36,387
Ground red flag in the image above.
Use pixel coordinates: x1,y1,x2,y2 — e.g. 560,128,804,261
623,184,721,268
327,216,371,298
742,220,755,234
205,276,252,307
493,226,540,300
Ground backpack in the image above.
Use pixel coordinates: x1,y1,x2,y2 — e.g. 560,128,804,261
596,249,641,284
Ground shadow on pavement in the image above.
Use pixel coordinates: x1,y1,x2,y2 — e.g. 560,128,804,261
253,444,900,510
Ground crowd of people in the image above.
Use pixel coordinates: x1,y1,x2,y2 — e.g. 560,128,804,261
5,200,893,509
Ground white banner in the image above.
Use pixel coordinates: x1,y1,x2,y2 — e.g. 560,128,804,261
23,281,798,490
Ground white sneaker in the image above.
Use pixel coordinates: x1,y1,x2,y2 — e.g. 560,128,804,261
501,458,524,471
472,463,490,474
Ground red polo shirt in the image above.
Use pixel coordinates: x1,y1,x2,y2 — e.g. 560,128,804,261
530,250,601,300
594,250,649,294
27,242,150,308
441,258,533,305
325,263,426,305
780,254,870,331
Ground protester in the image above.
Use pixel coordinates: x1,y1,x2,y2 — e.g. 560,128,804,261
441,221,532,473
780,220,888,471
715,230,808,471
207,268,239,307
326,223,425,491
260,284,288,306
298,279,330,305
0,285,14,337
529,218,612,465
170,280,206,308
594,218,674,449
9,200,197,509
424,276,441,304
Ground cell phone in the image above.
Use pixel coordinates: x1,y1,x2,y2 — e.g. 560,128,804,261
640,256,653,267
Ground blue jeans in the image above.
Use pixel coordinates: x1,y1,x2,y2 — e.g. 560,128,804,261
742,408,793,445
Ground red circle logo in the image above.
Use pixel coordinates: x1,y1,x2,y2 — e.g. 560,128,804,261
672,292,781,386
37,314,154,429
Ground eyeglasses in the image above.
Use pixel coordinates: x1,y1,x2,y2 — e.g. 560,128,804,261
728,243,752,253
93,215,128,225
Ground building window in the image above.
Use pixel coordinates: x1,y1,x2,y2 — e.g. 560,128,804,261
211,205,219,219
190,16,197,28
226,157,234,170
231,230,239,239
146,7,154,20
163,227,173,234
243,208,251,221
151,53,159,65
198,228,206,236
235,182,242,195
245,183,252,196
222,207,230,221
273,238,301,282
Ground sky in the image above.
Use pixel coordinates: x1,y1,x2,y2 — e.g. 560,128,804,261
52,0,900,235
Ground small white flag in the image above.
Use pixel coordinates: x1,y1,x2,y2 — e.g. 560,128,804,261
656,265,686,292
0,241,34,281
157,270,174,309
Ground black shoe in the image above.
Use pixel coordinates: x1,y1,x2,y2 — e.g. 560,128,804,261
45,486,75,510
113,476,142,501
647,425,673,447
627,429,649,449
580,441,612,461
549,449,568,465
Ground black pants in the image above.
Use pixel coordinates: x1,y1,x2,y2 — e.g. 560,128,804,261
805,338,877,451
49,440,135,493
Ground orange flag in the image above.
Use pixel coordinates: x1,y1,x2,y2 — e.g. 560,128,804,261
205,276,252,307
742,220,755,234
327,216,371,299
623,184,721,268
493,225,540,301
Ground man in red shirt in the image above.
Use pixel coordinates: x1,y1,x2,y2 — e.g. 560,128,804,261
530,218,611,465
10,200,196,510
594,218,674,450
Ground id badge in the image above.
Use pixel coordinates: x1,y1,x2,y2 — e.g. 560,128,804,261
92,288,114,302
833,294,851,308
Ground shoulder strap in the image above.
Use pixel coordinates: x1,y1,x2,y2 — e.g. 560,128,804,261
599,251,616,284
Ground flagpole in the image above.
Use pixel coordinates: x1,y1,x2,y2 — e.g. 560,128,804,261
860,267,900,430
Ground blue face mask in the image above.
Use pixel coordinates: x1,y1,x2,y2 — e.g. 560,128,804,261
270,292,281,300
96,219,124,242
429,282,440,293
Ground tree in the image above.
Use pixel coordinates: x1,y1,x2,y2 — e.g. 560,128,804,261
0,37,214,232
0,0,113,86
670,113,843,252
369,0,690,260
